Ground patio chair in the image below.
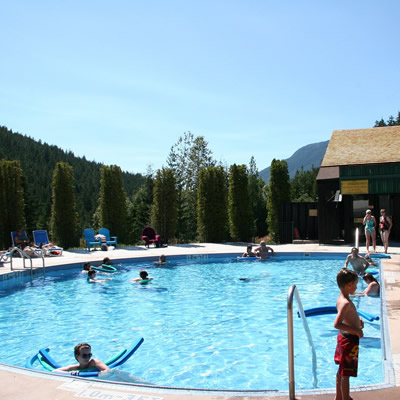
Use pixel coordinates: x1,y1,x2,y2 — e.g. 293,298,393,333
141,227,163,248
11,231,43,257
32,230,63,256
98,228,118,248
83,228,102,251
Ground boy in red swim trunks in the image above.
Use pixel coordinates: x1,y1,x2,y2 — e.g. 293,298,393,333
334,269,364,400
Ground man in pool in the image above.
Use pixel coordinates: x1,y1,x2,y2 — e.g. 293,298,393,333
53,343,110,375
254,241,275,259
344,247,369,276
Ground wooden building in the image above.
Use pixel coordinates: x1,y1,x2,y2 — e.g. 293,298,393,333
317,126,400,244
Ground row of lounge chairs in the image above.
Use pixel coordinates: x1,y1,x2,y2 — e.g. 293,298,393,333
5,230,63,259
83,226,164,251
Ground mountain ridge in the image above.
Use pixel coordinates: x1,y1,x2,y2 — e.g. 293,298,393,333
259,140,329,183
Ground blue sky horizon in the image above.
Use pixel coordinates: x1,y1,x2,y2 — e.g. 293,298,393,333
1,1,399,175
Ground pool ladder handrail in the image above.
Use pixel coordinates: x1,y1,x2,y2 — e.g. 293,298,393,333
9,247,45,275
355,227,359,250
287,284,318,400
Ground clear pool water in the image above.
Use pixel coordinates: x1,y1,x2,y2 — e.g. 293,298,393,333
0,255,383,391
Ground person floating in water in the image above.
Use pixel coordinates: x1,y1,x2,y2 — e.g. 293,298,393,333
241,244,255,257
344,247,369,276
131,270,153,284
254,241,274,259
53,343,110,375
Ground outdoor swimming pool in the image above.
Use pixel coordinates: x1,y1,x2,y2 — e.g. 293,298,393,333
0,255,385,391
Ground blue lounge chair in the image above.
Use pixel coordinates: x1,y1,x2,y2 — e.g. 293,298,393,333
98,228,118,248
32,230,63,256
83,229,102,251
11,231,43,257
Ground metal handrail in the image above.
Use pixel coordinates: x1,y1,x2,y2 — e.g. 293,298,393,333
9,247,45,275
355,227,359,249
287,284,318,400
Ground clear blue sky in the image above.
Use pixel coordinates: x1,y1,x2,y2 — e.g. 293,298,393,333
1,1,399,175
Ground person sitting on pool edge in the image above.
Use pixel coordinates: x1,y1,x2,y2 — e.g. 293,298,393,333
131,270,153,283
53,343,110,375
344,247,369,276
242,244,255,257
254,241,274,259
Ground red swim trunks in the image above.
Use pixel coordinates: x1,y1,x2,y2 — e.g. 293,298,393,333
334,332,359,377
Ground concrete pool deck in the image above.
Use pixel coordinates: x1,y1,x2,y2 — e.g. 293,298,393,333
0,242,399,400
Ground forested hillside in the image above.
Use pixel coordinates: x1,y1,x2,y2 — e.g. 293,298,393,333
0,126,145,232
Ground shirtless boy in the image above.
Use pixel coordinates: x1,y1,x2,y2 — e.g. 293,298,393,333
344,248,368,276
54,343,110,375
254,241,275,259
334,269,364,400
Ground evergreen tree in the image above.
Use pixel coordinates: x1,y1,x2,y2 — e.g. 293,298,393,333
267,159,290,243
387,115,395,126
228,164,253,242
248,157,267,238
167,132,215,241
197,166,228,242
98,165,128,242
0,160,25,248
290,166,319,202
128,175,154,243
50,162,80,249
151,168,178,242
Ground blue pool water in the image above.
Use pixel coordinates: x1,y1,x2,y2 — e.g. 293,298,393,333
0,255,383,391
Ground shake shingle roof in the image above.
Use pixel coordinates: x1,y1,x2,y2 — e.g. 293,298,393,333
320,126,400,167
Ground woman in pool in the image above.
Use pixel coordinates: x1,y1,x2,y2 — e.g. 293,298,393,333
363,209,376,253
362,273,380,296
355,273,380,297
53,343,110,375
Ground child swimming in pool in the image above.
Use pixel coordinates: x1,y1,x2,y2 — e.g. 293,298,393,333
53,343,110,375
131,270,153,283
334,268,364,400
87,270,107,283
81,262,92,273
241,244,255,257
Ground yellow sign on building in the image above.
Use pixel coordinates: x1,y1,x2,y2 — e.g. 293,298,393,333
341,180,369,194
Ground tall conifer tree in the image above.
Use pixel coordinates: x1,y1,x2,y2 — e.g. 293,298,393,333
151,168,177,242
266,159,290,243
98,165,128,242
0,160,25,248
228,164,253,242
197,166,228,242
50,162,80,249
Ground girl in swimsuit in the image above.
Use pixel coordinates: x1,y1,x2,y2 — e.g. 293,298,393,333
379,209,392,254
363,209,376,253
